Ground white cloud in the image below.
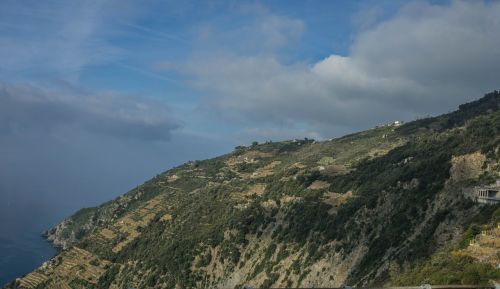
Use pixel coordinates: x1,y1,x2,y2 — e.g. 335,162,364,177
191,5,304,57
181,0,500,138
256,15,304,50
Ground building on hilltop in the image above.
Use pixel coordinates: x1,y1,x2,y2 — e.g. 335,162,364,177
382,120,403,127
473,180,500,204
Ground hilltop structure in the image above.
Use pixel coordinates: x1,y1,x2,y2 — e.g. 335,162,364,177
473,180,500,204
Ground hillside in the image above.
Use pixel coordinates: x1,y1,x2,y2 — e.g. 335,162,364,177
4,91,500,289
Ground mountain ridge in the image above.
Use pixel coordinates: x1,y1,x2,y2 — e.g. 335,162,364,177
4,91,500,289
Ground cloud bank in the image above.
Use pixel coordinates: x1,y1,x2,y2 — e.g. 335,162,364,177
182,0,500,137
0,82,179,141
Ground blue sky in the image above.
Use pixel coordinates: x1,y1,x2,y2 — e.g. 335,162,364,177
1,0,500,237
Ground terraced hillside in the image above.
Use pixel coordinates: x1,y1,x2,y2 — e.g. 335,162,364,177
4,92,500,289
15,247,109,289
467,224,500,266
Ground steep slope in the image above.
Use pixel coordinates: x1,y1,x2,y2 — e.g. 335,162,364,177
389,207,500,285
4,91,500,289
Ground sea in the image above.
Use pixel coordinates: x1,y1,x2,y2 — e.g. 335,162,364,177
0,187,64,287
0,174,161,286
0,172,131,286
0,232,57,286
0,177,150,286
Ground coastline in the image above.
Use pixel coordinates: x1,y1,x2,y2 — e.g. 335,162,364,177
0,231,57,287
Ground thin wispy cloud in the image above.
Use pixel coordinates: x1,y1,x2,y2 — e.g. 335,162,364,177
116,62,180,84
116,20,188,44
0,0,125,79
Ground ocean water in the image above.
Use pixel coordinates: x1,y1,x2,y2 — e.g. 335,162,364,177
0,125,230,287
0,232,57,286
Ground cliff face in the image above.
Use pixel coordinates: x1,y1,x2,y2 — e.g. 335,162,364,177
4,92,500,289
43,220,70,249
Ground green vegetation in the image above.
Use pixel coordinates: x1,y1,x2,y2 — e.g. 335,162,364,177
8,92,500,289
391,250,500,285
390,207,500,286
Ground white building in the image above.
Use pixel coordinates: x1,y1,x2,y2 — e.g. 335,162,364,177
473,181,500,204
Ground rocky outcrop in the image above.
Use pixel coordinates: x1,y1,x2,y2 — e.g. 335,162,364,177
42,219,71,249
449,152,486,182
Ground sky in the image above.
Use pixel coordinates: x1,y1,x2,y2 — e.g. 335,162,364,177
1,0,500,237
